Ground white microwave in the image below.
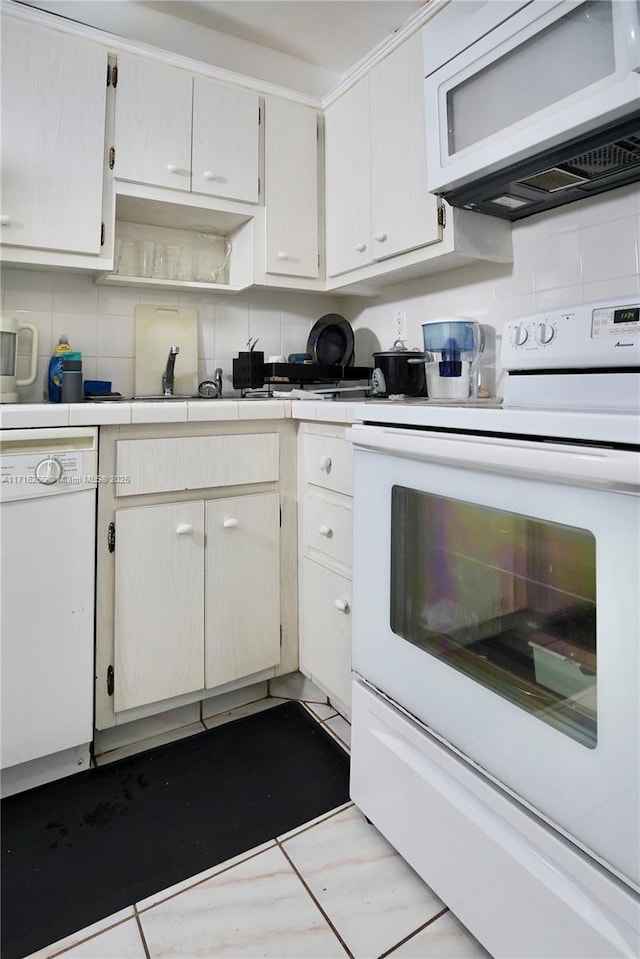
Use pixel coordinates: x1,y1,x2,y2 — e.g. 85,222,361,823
424,0,640,219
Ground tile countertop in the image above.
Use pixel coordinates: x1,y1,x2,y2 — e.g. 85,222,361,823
0,398,368,429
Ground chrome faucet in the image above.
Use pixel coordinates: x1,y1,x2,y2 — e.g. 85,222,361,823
162,345,180,396
213,367,223,398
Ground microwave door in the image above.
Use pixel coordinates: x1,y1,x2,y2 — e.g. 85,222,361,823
425,0,640,195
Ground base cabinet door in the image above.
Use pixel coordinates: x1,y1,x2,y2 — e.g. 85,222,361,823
301,558,352,709
114,500,205,712
205,492,281,688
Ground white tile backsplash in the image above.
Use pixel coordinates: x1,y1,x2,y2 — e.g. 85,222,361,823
4,183,639,401
341,182,640,391
3,270,343,399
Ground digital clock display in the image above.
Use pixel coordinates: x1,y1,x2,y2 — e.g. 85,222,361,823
613,307,640,324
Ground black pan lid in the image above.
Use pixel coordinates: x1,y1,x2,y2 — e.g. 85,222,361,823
307,314,354,366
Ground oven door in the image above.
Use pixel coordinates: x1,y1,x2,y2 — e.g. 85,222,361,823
349,423,640,889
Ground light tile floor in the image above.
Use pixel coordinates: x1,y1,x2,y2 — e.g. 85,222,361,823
26,700,491,959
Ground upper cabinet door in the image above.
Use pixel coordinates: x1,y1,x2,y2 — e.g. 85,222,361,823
369,33,440,260
114,54,192,191
0,17,107,254
324,77,371,277
192,77,259,203
264,96,319,278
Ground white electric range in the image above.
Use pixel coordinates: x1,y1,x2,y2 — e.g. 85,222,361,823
348,299,640,959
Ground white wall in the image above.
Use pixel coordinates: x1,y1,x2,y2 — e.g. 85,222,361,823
338,182,640,397
2,272,341,401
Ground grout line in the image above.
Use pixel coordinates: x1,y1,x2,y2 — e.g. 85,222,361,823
376,907,450,959
319,719,351,753
43,914,137,959
278,800,355,843
133,906,152,959
135,840,277,914
277,841,356,959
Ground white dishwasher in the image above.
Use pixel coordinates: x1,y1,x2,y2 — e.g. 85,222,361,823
1,427,97,794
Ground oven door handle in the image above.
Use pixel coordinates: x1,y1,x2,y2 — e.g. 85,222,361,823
347,425,640,494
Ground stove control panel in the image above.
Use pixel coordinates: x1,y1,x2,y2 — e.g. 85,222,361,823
501,299,640,371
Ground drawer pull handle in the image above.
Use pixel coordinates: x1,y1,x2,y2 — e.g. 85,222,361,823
334,599,350,613
0,215,12,226
175,524,193,535
223,518,239,529
203,171,227,182
319,455,332,472
318,525,333,537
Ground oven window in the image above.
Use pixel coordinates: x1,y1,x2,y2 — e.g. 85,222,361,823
390,487,597,748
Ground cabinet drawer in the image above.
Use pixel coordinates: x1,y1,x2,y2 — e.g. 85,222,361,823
303,494,352,568
115,433,279,496
301,558,352,710
302,433,353,496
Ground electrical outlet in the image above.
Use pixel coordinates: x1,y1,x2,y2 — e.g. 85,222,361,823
394,310,406,343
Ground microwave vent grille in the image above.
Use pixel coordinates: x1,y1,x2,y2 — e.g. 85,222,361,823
518,134,640,194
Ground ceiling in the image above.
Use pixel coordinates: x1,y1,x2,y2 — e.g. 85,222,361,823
135,1,425,73
23,1,426,77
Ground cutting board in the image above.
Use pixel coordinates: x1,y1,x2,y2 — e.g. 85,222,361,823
134,305,198,397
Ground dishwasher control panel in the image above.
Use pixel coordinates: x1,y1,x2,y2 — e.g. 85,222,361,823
0,427,97,501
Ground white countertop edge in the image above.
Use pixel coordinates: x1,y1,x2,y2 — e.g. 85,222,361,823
0,399,296,429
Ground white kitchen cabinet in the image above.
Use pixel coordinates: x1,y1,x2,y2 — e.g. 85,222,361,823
114,53,259,203
0,15,108,257
298,422,354,716
325,76,371,276
325,35,439,279
114,491,280,713
95,421,299,732
324,31,512,291
369,33,440,260
114,500,205,712
205,493,280,688
263,96,320,279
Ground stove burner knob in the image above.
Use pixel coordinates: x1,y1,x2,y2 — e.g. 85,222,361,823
512,325,528,347
537,322,555,345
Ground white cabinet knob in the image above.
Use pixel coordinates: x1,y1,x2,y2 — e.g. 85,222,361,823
175,523,193,535
223,518,239,529
203,171,227,182
374,232,388,243
0,215,12,226
277,251,289,260
167,164,180,173
318,525,333,537
319,455,332,472
355,242,367,252
334,599,350,613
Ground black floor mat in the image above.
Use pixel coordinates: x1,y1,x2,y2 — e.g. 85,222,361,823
1,701,350,959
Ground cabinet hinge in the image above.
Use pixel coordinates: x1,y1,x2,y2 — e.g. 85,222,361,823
107,521,115,553
279,506,282,527
258,105,261,125
111,64,118,88
109,146,116,171
437,204,446,229
106,63,112,87
106,665,114,697
100,222,105,247
318,254,321,268
258,177,261,197
280,625,283,648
